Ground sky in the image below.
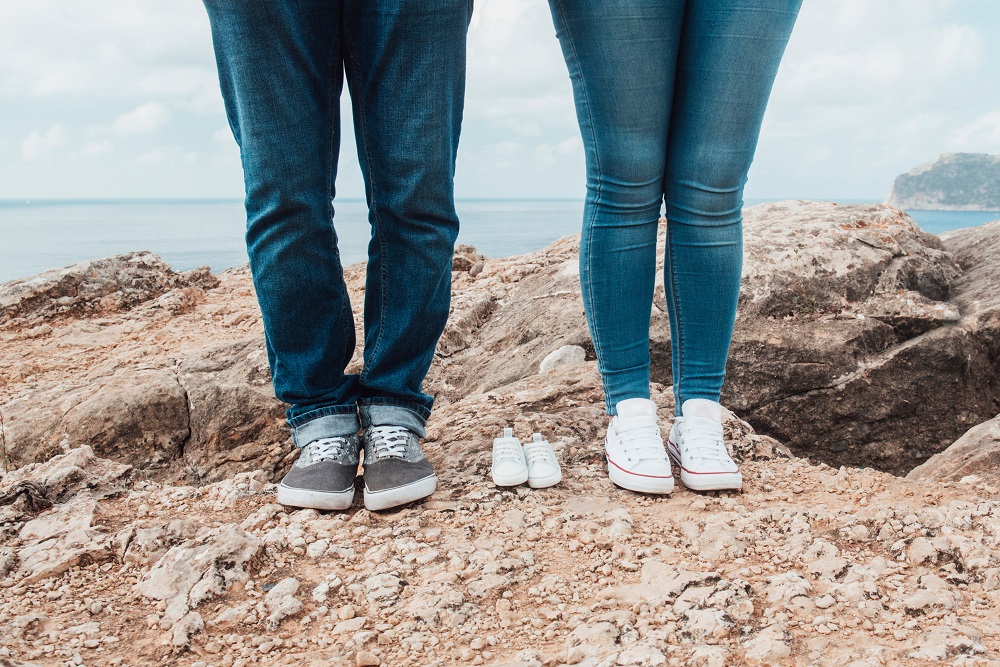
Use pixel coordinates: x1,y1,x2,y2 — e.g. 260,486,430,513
1,0,998,201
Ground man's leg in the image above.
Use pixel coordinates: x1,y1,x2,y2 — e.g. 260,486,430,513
343,0,472,510
343,0,472,435
204,0,360,439
204,1,364,510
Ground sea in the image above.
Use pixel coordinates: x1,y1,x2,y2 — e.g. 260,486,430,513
0,198,997,284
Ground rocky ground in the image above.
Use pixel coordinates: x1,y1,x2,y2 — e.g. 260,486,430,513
2,202,1000,666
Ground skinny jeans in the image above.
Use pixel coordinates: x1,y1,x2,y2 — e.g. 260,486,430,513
548,0,801,413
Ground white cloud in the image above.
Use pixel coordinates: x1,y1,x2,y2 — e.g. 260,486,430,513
948,111,1000,153
112,102,170,135
136,146,180,166
212,127,234,145
82,140,113,158
466,0,575,131
0,0,997,199
21,124,65,161
774,3,983,107
0,1,218,113
752,0,997,197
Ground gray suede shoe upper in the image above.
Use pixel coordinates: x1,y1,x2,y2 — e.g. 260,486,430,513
281,434,361,494
363,426,435,493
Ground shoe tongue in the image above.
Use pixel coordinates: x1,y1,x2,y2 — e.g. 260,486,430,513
616,398,657,418
682,399,723,422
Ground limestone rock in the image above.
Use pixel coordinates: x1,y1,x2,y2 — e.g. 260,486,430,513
907,414,1000,483
625,560,720,605
723,202,979,473
177,339,288,481
3,370,188,471
137,524,262,624
908,624,988,661
742,626,792,664
567,621,619,657
0,546,18,576
264,577,303,630
15,492,113,584
0,445,131,507
616,643,666,666
689,646,728,667
466,573,510,599
539,345,586,372
170,611,204,648
0,251,214,326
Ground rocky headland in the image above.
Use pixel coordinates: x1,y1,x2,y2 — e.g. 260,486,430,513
886,153,1000,211
1,201,1000,666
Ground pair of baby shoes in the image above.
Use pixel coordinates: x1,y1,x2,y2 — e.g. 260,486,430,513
491,427,562,489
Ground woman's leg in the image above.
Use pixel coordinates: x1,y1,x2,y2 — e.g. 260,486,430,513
548,0,685,415
663,0,801,412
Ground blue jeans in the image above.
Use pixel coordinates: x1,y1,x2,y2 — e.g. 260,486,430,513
204,1,473,443
548,0,800,414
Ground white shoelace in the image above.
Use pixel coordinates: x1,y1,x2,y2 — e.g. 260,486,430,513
618,421,666,460
494,441,524,463
680,421,730,462
368,425,412,460
303,436,351,464
523,436,556,466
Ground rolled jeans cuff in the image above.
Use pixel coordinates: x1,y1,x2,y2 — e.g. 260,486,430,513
288,406,361,448
359,399,430,438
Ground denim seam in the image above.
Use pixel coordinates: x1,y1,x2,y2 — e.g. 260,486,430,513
287,404,359,429
360,397,431,420
345,43,388,387
666,225,685,414
555,0,609,413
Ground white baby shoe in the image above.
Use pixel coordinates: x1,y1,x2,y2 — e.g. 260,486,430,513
492,427,528,486
523,433,561,489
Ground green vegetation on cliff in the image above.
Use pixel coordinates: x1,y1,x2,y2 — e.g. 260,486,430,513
886,152,1000,211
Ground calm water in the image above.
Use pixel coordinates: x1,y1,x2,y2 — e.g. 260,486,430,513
0,198,996,283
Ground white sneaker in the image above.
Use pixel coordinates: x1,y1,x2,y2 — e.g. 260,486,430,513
604,398,674,494
492,427,528,487
524,433,561,489
667,399,742,491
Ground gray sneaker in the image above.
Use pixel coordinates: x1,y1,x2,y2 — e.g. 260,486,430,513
277,435,361,511
362,426,437,511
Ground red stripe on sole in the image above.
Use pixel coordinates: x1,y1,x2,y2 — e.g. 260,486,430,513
605,454,674,480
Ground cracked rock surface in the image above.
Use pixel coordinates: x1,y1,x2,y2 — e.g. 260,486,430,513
2,202,1000,666
2,203,999,478
4,417,1000,665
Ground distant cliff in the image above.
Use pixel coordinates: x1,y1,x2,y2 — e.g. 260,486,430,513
886,152,1000,211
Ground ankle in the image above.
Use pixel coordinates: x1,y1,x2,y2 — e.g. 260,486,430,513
680,398,723,422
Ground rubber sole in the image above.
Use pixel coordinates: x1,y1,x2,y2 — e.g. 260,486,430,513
527,467,562,489
277,483,354,511
364,474,437,511
492,469,529,487
606,456,674,494
667,441,743,491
